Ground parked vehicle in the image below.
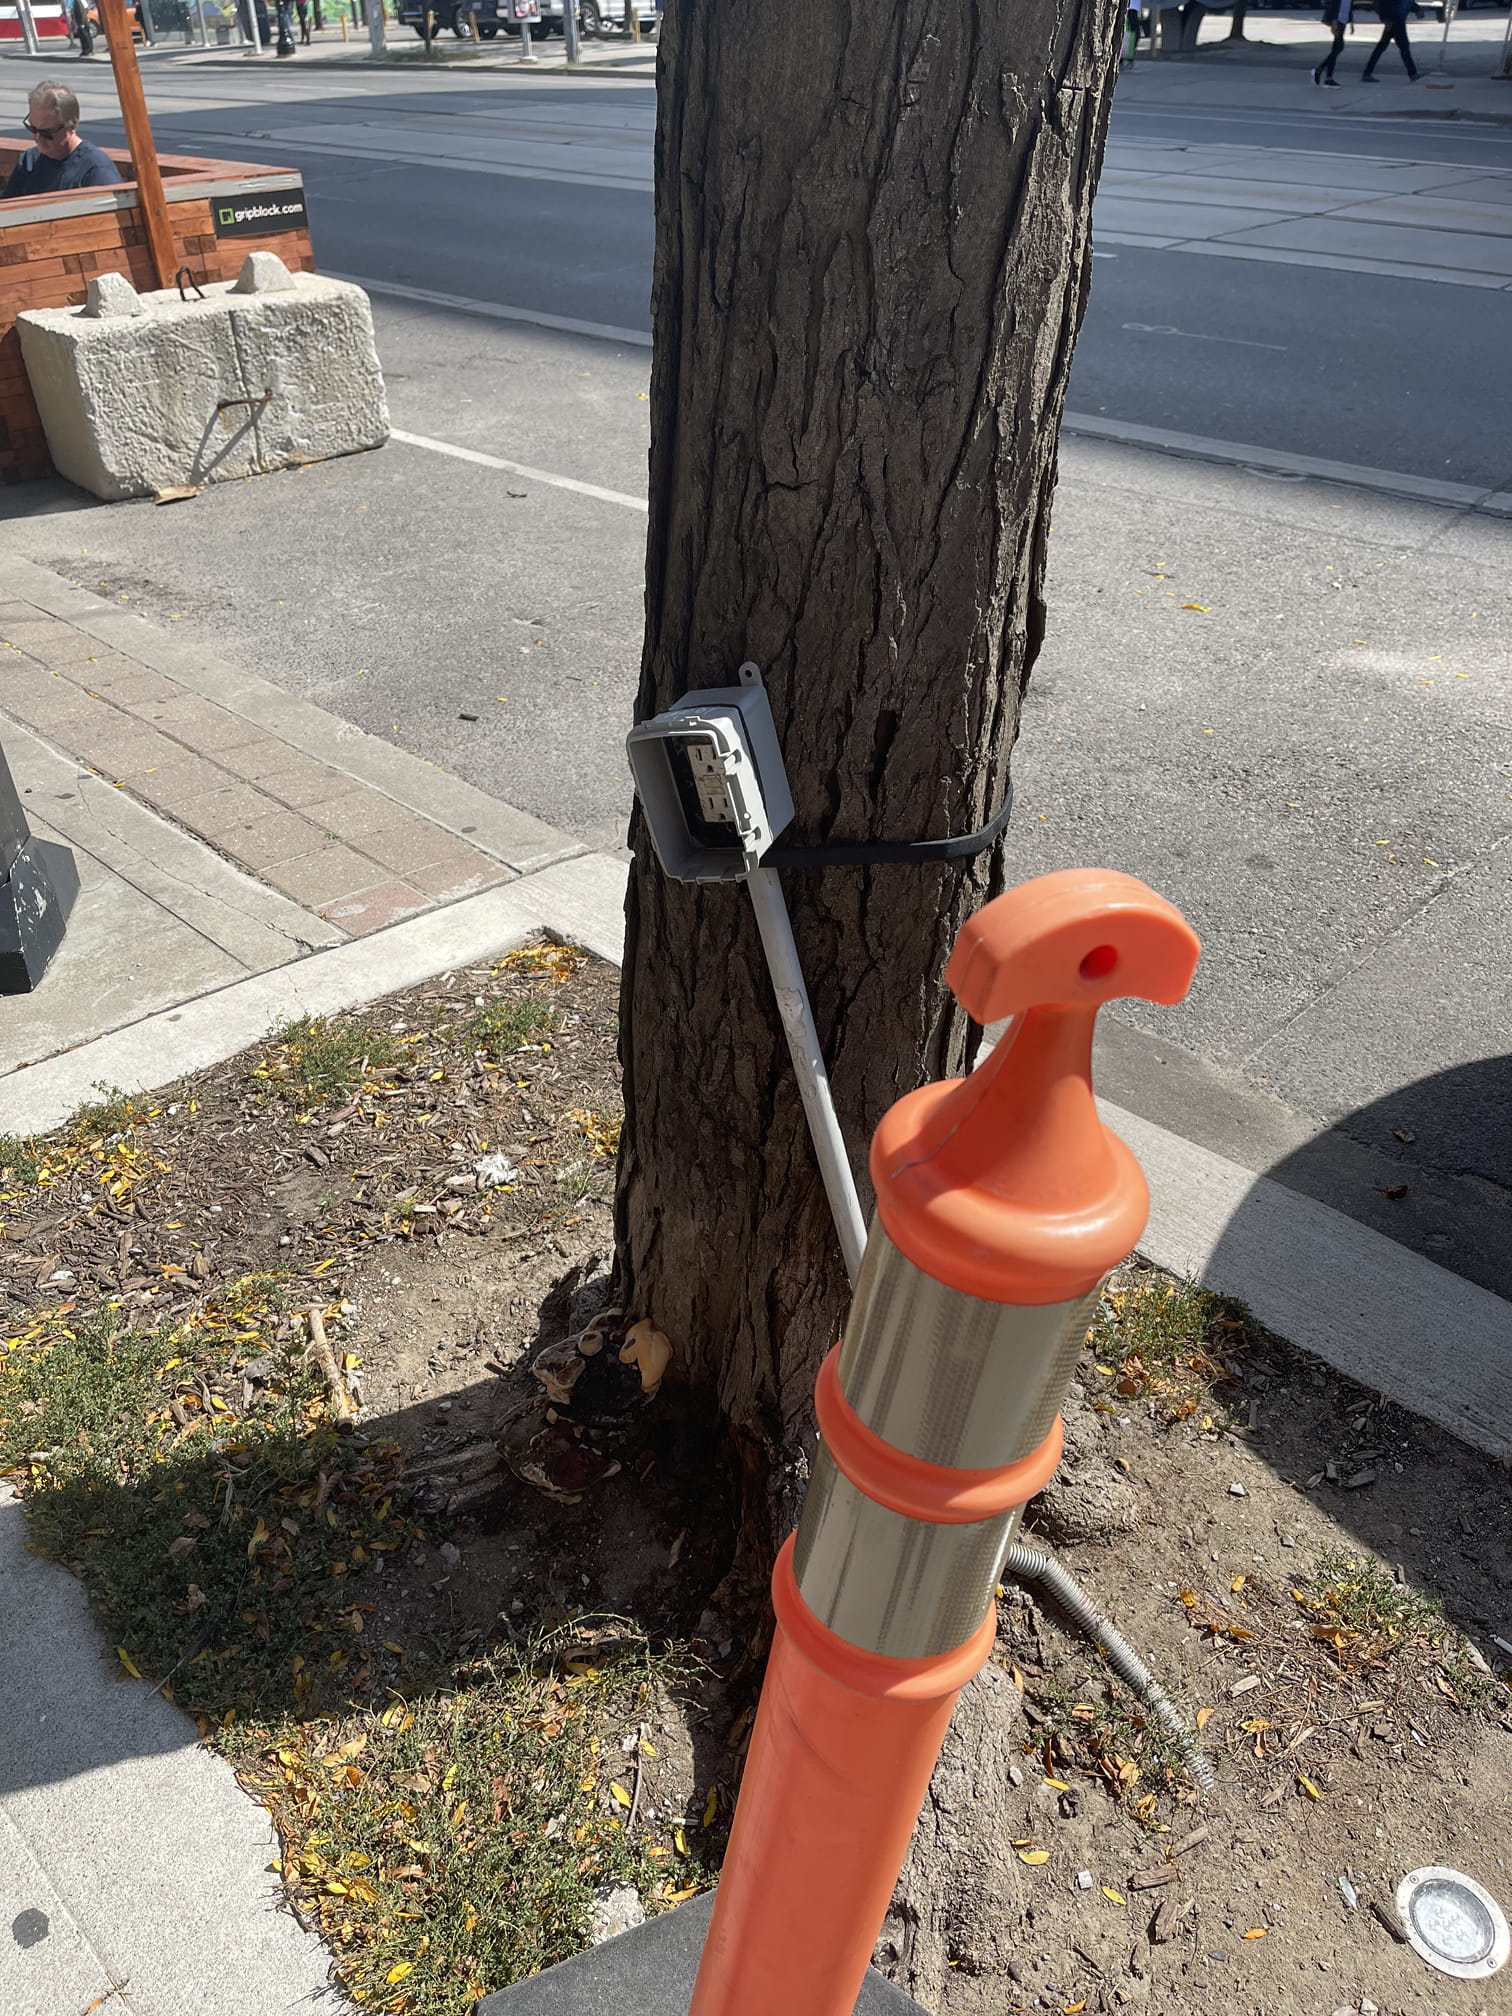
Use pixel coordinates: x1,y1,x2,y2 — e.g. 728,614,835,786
395,0,657,38
540,0,658,36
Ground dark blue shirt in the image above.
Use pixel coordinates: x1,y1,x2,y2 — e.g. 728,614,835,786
3,139,122,201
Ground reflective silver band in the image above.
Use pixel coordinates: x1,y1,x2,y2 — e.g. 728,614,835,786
791,1222,1099,1659
793,1451,1023,1658
837,1228,1098,1470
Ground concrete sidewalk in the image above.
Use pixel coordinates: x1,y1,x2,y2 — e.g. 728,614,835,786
1128,10,1512,116
0,1484,349,2016
0,548,630,1128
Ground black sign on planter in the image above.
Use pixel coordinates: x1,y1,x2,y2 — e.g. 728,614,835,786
0,741,78,995
213,187,310,239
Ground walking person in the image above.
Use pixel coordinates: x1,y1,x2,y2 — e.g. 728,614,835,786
1312,0,1350,86
1362,0,1419,81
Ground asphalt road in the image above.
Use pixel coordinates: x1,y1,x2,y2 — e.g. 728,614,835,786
84,70,1512,488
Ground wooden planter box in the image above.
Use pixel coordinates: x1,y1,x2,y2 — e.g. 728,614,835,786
0,144,316,483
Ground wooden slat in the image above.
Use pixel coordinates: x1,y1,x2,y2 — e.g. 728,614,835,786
97,0,176,290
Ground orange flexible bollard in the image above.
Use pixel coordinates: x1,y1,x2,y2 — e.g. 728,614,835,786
690,870,1200,2016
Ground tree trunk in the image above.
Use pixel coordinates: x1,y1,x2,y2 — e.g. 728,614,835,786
616,0,1123,1572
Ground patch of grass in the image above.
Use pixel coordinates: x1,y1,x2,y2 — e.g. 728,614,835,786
70,1083,143,1141
1086,1274,1260,1426
239,1633,714,2015
2,1289,717,2014
251,1016,401,1109
0,1283,415,1726
1030,1674,1200,1822
0,1133,39,1189
555,1157,605,1208
1297,1549,1452,1675
469,996,554,1062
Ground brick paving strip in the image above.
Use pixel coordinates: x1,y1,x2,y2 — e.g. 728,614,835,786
0,568,579,938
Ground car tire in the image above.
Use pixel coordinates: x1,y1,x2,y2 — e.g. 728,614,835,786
579,0,601,36
478,18,497,31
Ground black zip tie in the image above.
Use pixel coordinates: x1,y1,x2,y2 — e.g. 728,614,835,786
764,781,1014,869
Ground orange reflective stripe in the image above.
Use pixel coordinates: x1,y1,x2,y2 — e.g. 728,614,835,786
814,1347,1064,1525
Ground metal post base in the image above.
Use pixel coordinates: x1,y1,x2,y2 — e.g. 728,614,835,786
477,1893,924,2015
0,838,80,995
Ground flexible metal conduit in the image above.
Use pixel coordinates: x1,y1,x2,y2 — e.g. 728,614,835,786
1002,1541,1217,1795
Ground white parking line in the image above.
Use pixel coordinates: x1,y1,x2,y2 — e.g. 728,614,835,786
337,273,653,348
389,427,649,512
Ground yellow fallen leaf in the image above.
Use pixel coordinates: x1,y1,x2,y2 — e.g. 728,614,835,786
1101,1886,1126,1906
1298,1776,1321,1800
674,1827,688,1856
1018,1849,1051,1866
1230,1574,1246,1593
610,1781,632,1810
247,1516,269,1558
1011,1665,1026,1694
1181,602,1210,612
1065,2005,1087,2015
1195,1707,1215,1730
116,1647,143,1679
386,1961,414,1983
1243,1928,1268,1939
703,1787,718,1828
1043,1777,1071,1792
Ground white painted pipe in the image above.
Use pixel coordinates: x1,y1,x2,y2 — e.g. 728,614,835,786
746,864,868,1287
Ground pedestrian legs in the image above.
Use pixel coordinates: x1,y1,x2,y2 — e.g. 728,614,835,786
1362,17,1417,78
1315,22,1345,81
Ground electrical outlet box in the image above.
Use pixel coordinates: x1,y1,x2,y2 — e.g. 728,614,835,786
626,665,794,882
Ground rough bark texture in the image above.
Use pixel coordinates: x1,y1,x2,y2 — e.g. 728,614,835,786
616,0,1124,1555
874,1662,1030,2008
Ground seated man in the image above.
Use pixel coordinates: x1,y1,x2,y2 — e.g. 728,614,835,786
4,83,122,199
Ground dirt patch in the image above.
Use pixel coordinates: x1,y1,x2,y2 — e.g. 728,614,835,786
3,948,1509,2016
929,1271,1512,2016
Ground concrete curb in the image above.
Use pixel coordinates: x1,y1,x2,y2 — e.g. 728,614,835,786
0,1487,348,2016
0,553,585,878
1061,412,1512,516
1103,1098,1512,1465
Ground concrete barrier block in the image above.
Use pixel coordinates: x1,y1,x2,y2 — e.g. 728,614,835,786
17,269,390,502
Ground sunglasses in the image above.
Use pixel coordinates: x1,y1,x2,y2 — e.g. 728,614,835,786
23,119,71,139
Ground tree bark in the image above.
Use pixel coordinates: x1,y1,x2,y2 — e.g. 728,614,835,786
874,1662,1029,2007
616,0,1124,1568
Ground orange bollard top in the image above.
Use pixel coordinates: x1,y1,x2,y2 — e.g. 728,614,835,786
871,870,1200,1306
